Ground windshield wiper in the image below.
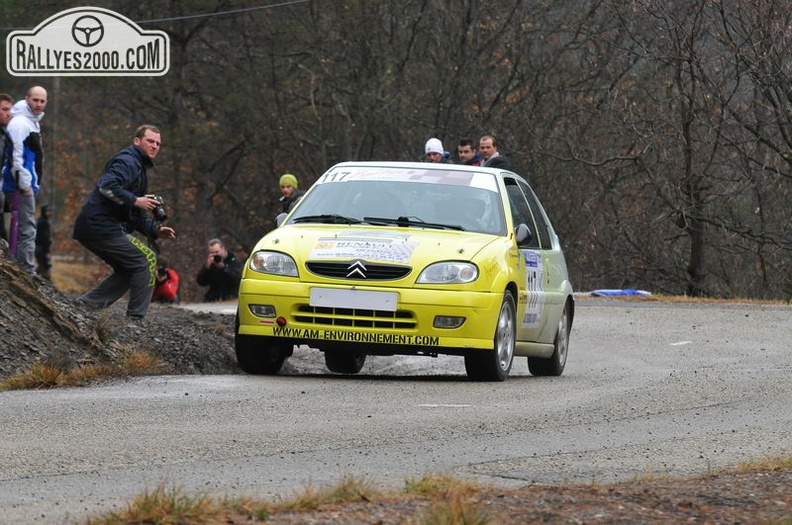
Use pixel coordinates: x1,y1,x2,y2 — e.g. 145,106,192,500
292,214,362,224
363,216,465,231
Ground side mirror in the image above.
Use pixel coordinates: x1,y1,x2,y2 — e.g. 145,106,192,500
515,223,532,244
275,212,288,227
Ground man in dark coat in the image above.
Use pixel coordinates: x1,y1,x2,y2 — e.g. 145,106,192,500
196,238,243,301
73,124,176,321
457,137,482,166
34,204,52,280
479,134,513,170
278,173,304,214
0,93,12,242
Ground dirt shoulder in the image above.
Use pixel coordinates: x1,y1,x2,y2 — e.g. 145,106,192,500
259,469,792,524
0,250,239,380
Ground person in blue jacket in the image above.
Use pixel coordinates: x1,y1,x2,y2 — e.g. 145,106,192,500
73,125,176,321
2,86,47,273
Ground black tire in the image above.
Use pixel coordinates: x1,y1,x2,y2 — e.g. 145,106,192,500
464,291,515,381
528,300,570,377
234,315,288,375
235,334,289,374
324,349,366,374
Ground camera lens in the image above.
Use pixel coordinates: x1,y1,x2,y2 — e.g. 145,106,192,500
213,254,222,263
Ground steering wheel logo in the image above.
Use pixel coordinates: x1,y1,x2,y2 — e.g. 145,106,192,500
71,15,104,47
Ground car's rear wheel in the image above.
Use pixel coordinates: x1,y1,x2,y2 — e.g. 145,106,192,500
234,315,289,374
324,349,366,374
464,291,515,381
528,300,570,376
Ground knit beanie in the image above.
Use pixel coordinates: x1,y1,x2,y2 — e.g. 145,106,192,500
279,173,298,189
425,138,444,155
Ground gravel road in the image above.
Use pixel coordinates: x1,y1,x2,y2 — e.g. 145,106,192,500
0,299,790,524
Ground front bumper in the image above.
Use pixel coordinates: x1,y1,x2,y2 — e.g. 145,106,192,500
237,278,502,351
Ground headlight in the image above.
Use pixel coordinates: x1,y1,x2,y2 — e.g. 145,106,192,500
249,251,298,276
416,262,478,284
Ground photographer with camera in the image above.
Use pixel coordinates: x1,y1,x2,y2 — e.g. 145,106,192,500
73,125,176,322
152,255,180,304
196,238,242,302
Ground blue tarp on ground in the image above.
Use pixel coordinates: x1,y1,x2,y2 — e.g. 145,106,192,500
589,289,652,297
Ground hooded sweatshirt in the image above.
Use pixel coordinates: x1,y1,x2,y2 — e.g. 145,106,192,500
2,99,44,193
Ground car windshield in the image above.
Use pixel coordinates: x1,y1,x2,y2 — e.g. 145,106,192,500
287,166,506,235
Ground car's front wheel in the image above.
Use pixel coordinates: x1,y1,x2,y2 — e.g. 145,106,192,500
324,349,366,374
464,291,515,381
235,315,289,375
235,334,290,374
528,300,570,376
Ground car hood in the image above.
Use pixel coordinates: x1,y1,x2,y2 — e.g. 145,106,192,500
258,224,500,266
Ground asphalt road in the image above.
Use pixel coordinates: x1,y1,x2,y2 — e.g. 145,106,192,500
1,299,790,524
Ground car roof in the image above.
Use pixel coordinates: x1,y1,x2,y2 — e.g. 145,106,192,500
332,160,500,173
327,161,530,185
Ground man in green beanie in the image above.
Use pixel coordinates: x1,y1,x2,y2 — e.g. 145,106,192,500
278,173,304,213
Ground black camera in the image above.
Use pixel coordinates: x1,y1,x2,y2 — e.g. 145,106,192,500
148,194,168,222
213,254,223,264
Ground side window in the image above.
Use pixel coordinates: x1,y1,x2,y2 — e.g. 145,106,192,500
517,180,552,250
505,180,540,248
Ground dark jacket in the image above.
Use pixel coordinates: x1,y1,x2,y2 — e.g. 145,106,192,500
279,189,305,214
196,253,243,302
484,153,512,171
35,208,51,256
73,145,158,241
463,153,483,166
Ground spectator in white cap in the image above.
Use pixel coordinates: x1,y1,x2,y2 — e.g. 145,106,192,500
424,137,449,163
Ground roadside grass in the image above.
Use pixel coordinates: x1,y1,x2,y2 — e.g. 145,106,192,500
85,482,259,525
647,293,786,305
735,455,792,472
622,455,792,485
84,459,792,525
275,474,378,511
0,349,168,391
86,474,494,525
405,475,492,525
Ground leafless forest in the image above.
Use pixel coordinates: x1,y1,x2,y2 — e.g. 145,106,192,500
3,0,791,301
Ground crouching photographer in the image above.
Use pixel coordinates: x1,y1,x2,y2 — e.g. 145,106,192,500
73,125,176,322
153,255,180,304
196,238,242,302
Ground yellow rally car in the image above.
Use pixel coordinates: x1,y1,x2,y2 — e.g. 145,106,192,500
236,161,574,381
